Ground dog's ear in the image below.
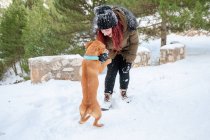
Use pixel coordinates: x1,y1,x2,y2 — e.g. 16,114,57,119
85,41,93,49
98,43,106,54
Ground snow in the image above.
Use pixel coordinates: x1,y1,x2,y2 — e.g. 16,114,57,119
137,13,161,28
160,43,185,49
86,0,93,6
140,33,210,65
28,54,82,63
1,34,210,140
138,46,150,52
0,70,24,85
43,3,49,10
0,62,26,85
0,0,12,8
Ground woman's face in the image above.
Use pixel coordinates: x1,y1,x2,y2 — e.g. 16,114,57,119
101,28,112,37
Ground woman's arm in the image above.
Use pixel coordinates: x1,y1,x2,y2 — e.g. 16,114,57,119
124,30,139,63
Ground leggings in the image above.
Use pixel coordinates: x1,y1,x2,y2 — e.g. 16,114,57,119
105,54,132,94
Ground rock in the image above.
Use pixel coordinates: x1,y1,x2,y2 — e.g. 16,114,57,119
159,43,185,64
133,47,151,67
29,55,83,83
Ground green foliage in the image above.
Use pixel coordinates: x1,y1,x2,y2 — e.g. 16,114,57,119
23,1,71,55
107,0,152,16
54,0,106,40
21,0,74,73
25,0,40,9
69,44,85,55
191,1,209,30
0,0,27,74
23,2,65,58
20,58,29,74
159,0,209,32
23,76,30,81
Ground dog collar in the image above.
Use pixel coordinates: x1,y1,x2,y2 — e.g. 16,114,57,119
83,55,99,60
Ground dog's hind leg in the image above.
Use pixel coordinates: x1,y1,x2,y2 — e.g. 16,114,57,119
79,105,90,124
93,117,104,127
79,115,91,124
92,107,104,127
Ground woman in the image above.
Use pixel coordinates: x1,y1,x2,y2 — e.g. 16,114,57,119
94,5,139,110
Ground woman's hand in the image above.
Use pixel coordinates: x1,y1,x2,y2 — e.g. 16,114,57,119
106,59,112,64
99,53,109,62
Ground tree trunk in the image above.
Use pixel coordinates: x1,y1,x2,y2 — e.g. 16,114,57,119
12,63,18,76
160,19,167,47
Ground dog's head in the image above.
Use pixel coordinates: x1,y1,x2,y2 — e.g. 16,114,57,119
84,40,106,56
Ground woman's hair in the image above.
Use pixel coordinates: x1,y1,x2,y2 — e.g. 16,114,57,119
96,21,123,51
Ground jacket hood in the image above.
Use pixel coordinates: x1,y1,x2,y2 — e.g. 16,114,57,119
113,6,138,31
92,5,138,34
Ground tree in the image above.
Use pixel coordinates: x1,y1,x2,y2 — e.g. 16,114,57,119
0,0,27,75
25,0,40,9
145,0,209,46
53,0,106,44
0,60,4,80
20,0,68,73
107,0,210,46
190,1,210,30
106,0,148,16
155,0,209,46
23,0,62,58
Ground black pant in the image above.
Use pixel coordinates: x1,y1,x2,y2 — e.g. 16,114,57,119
105,54,132,94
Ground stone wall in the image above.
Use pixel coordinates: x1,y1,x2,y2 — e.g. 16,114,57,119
133,47,151,67
28,44,185,83
159,43,185,64
28,48,151,83
29,55,83,84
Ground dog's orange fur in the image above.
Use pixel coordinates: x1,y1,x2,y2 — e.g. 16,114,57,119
79,40,111,127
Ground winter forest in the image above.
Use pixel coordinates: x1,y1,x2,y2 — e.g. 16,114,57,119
0,0,210,140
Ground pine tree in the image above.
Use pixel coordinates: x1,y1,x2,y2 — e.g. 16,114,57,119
190,1,210,30
110,0,210,46
0,0,27,75
53,0,106,44
157,0,209,46
25,0,39,9
22,0,73,58
23,0,63,58
106,0,148,16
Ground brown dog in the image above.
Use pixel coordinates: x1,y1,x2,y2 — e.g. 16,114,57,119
79,40,111,127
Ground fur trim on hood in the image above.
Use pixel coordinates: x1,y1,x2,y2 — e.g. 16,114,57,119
113,6,138,31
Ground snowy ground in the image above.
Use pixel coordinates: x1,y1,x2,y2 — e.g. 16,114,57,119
0,34,210,140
